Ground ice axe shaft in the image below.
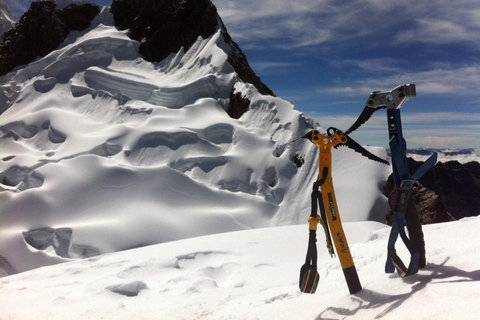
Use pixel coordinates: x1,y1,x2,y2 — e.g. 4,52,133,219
305,129,363,294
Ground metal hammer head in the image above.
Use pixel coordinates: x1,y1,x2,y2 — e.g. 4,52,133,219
366,84,416,110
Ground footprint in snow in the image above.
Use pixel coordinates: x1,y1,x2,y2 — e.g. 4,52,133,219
107,281,148,297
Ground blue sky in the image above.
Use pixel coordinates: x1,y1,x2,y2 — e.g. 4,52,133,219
7,0,480,149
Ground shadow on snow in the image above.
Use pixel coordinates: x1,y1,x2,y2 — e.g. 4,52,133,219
315,257,480,320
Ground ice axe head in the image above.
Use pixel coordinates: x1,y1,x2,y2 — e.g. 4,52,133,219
302,129,346,148
344,84,416,136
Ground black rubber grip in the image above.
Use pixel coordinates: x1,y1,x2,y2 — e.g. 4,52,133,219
405,197,426,268
343,266,362,294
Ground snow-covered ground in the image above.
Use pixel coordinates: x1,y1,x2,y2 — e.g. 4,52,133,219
1,217,479,319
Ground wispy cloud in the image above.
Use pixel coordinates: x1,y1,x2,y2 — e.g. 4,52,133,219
213,0,480,50
249,61,300,75
318,64,480,96
407,136,468,149
401,112,480,124
329,58,403,73
303,111,480,148
5,0,31,17
401,18,469,45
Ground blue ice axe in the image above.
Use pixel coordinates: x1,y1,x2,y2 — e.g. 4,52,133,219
345,84,437,276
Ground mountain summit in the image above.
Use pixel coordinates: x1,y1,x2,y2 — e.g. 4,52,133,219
110,0,274,98
0,1,100,77
0,0,389,276
0,0,272,99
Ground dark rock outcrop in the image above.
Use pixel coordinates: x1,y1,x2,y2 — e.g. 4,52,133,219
411,184,451,224
385,158,480,224
110,0,274,100
228,89,251,119
221,26,275,97
111,0,217,62
57,2,101,31
0,1,100,76
291,154,305,168
408,158,480,220
385,175,451,225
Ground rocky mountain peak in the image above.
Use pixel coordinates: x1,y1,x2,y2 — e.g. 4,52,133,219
110,0,274,97
0,0,100,76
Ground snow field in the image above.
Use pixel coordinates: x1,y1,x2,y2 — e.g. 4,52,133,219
1,217,479,319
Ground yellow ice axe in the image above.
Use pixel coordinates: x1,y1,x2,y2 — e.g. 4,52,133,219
299,127,389,294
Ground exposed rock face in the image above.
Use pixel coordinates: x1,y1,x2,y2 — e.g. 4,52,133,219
385,175,451,225
228,89,251,119
385,158,480,224
220,26,275,97
111,0,217,62
412,184,451,224
409,159,480,220
0,1,100,76
110,0,274,99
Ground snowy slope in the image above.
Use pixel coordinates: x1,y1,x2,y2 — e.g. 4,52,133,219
1,217,479,320
0,6,390,276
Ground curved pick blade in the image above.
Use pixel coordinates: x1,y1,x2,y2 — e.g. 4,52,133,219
344,106,385,136
342,137,390,165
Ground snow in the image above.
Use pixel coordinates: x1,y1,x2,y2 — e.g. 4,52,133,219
1,217,479,319
0,8,391,276
1,4,478,319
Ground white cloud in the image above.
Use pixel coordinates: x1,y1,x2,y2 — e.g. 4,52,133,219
213,0,480,50
330,58,403,73
303,111,480,149
318,64,480,97
414,19,468,44
407,136,467,149
401,112,480,124
249,61,299,74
